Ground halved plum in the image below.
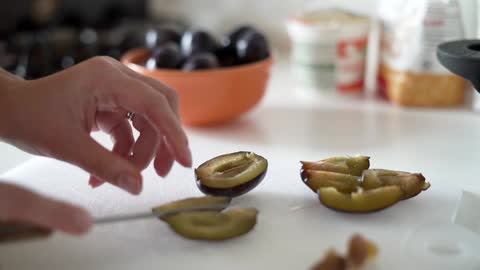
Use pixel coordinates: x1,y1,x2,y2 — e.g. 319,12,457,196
317,186,404,213
165,208,258,241
195,151,268,197
361,169,430,200
301,169,359,194
301,156,370,177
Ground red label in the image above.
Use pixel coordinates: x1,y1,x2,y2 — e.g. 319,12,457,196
336,37,368,93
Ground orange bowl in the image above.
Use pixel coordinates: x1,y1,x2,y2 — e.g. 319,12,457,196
121,48,273,126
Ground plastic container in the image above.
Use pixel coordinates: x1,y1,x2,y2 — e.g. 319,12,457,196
286,9,370,94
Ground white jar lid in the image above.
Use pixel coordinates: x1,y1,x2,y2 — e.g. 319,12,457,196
286,9,371,43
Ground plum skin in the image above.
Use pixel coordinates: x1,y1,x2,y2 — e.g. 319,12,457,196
196,168,267,197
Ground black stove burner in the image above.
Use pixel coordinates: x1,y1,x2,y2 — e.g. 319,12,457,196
0,0,187,80
0,19,154,79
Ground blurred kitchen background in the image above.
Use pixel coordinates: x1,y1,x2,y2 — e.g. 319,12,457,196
0,0,477,77
0,0,479,171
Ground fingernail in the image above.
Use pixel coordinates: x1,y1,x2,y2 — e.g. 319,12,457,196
89,176,104,188
73,210,92,233
118,175,141,195
159,165,172,177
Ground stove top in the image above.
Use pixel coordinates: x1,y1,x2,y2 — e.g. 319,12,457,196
0,1,186,80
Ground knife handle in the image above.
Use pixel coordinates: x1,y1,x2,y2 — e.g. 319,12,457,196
0,222,52,243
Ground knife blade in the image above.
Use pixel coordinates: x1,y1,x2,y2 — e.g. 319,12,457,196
0,203,229,243
94,204,229,225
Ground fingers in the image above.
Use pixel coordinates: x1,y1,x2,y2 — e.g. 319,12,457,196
154,140,175,177
69,133,142,195
97,71,192,168
129,116,159,170
0,183,92,235
89,111,135,188
96,57,190,167
103,57,180,117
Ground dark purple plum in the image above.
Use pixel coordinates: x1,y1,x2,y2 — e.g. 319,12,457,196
145,42,182,69
145,25,182,48
236,30,270,64
182,53,219,71
214,45,237,67
222,25,256,48
195,151,268,197
181,30,218,57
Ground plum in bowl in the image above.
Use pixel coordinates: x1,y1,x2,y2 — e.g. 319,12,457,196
120,25,273,126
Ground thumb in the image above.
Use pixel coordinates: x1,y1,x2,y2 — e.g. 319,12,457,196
66,135,142,195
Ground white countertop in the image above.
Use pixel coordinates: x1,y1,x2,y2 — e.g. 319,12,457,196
1,58,480,270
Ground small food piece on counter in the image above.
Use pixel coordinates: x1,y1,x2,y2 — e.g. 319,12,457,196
152,195,231,221
311,250,346,270
362,169,430,199
318,186,403,213
311,234,378,270
301,170,359,194
195,151,268,197
347,234,378,267
301,156,370,177
165,208,258,241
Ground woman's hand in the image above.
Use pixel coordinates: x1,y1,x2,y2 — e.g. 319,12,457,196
0,183,91,235
0,56,192,234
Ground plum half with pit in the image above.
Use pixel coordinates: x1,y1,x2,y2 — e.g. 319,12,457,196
145,42,182,69
182,52,219,71
181,30,218,57
195,151,268,197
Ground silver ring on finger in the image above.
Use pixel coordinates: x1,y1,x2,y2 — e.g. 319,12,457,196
125,111,136,121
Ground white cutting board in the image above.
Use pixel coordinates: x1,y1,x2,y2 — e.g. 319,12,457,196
0,152,478,270
3,102,480,270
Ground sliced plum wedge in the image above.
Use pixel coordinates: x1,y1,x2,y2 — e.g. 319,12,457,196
318,186,404,213
361,169,430,200
165,208,258,241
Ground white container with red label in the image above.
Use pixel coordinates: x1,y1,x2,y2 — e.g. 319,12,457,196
286,10,370,94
